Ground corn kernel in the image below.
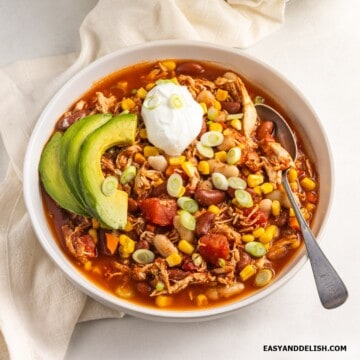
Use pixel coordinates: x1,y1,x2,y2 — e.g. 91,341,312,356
290,181,298,192
271,200,281,216
242,234,255,243
213,99,222,110
253,227,265,238
136,87,148,99
160,60,176,71
259,226,275,244
223,128,232,136
200,102,207,114
168,155,185,165
216,89,229,102
230,118,242,130
301,208,310,220
144,146,159,157
209,122,223,132
121,97,136,110
260,182,274,194
198,160,210,175
288,168,298,182
116,81,128,91
247,174,264,187
166,253,182,267
268,224,279,239
178,186,186,198
124,221,133,232
145,82,155,91
88,228,98,244
119,235,135,254
178,240,195,255
139,128,148,139
306,203,316,212
196,294,208,307
84,261,92,271
170,77,179,85
155,295,173,308
240,264,256,281
300,177,316,191
181,161,196,177
208,205,221,215
91,218,100,229
134,152,146,165
253,186,262,196
214,151,227,162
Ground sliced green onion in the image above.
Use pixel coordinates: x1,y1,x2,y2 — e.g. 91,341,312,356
235,189,253,208
254,96,265,105
245,241,267,258
212,172,229,191
120,165,137,185
177,197,199,214
167,173,183,197
179,210,196,231
132,249,155,264
200,131,224,147
226,113,244,121
254,268,274,287
228,177,247,190
218,258,226,268
207,106,219,121
101,176,118,196
226,147,242,165
192,253,203,267
143,93,160,110
169,94,183,109
196,142,214,158
156,281,165,291
155,79,173,85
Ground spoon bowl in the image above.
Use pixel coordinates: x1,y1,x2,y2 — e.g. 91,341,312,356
255,103,348,309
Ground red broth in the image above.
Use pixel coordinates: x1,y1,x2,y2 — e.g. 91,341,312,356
41,60,318,310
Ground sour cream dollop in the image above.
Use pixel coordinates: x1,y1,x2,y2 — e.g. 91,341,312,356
141,82,203,156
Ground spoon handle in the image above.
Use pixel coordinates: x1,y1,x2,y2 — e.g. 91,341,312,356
282,173,348,309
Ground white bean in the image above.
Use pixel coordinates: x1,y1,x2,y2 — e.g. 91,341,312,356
148,155,168,172
208,159,239,178
259,198,272,215
153,234,178,257
173,215,195,242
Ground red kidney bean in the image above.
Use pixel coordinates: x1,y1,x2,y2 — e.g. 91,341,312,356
194,188,226,207
168,269,188,281
256,121,274,140
135,282,152,297
176,62,205,76
55,109,87,131
195,211,215,236
236,249,251,271
271,210,288,227
128,198,139,213
135,239,150,250
221,101,241,114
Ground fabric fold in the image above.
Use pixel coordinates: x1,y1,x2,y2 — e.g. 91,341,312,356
0,1,285,358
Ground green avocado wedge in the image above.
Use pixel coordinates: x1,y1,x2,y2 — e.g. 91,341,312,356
39,132,88,216
60,113,112,206
78,113,137,229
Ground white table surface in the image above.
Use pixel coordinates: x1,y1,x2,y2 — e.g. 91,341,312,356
1,0,359,359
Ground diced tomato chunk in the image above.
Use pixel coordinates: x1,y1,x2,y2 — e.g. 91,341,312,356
198,233,230,266
140,198,177,226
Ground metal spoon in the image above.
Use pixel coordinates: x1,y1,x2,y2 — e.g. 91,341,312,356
255,103,348,309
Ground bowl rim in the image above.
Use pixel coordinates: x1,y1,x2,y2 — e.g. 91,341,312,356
23,39,334,321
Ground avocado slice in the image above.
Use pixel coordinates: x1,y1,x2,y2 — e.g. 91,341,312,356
39,132,88,216
78,113,137,229
60,113,112,206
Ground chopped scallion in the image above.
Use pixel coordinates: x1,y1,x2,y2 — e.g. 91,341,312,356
196,142,214,158
226,113,244,121
177,196,199,213
245,241,267,258
143,93,160,110
235,189,253,208
179,210,196,231
120,165,137,185
167,173,183,197
169,94,183,109
200,131,224,147
228,177,247,190
101,176,118,196
132,249,155,264
226,147,242,165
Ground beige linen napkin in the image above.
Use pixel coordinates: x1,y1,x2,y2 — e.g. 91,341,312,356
0,0,285,358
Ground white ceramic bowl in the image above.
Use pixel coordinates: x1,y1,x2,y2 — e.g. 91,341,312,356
23,40,333,321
